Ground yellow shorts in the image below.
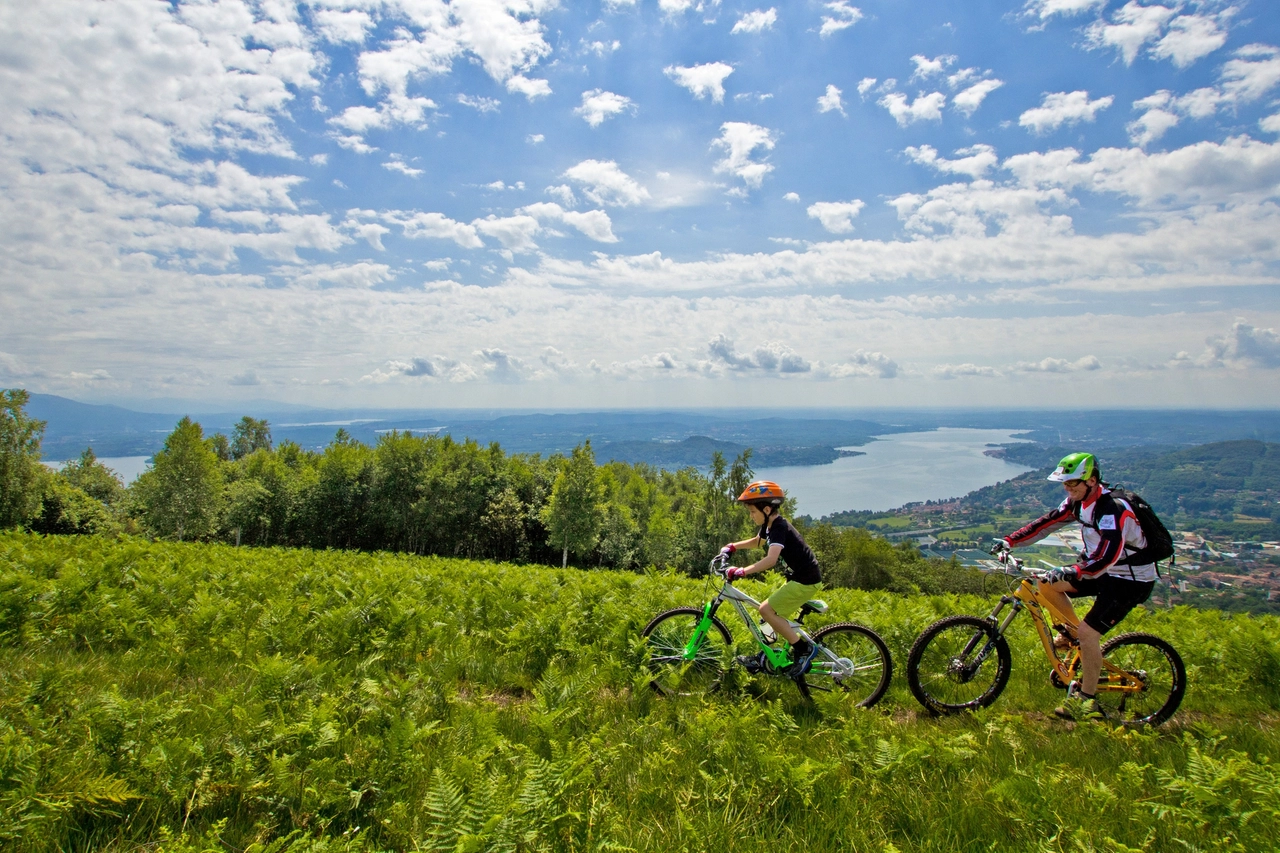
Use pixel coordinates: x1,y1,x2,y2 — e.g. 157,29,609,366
766,581,823,619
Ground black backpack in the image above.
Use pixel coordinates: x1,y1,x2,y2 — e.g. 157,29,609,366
1074,487,1175,572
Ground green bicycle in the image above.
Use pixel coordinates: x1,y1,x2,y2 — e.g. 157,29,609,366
641,554,892,706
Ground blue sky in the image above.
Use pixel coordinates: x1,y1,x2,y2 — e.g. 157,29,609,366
2,0,1279,409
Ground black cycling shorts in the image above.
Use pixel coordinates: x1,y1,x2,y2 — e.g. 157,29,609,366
1066,573,1155,635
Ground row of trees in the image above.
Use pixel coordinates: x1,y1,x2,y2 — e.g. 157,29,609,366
1,388,981,591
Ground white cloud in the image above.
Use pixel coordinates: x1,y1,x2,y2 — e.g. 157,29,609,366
783,192,801,202
545,184,576,206
934,363,1001,379
817,85,845,115
389,212,484,249
314,10,373,45
527,133,545,144
457,94,501,113
478,348,527,383
1220,45,1280,103
1013,355,1101,373
905,144,998,179
733,8,778,34
1263,113,1280,135
953,79,1004,116
664,62,735,103
910,54,956,80
563,160,651,207
1199,321,1280,368
575,89,635,127
473,214,543,253
1086,2,1178,66
582,39,621,56
1127,94,1181,146
1152,14,1229,69
1023,0,1106,22
879,91,947,126
383,155,423,177
706,335,811,373
506,75,552,100
520,202,619,243
711,122,777,189
1019,91,1113,134
286,262,396,290
820,1,864,37
828,350,899,379
807,200,865,233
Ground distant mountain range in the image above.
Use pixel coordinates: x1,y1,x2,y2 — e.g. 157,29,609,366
24,393,1280,467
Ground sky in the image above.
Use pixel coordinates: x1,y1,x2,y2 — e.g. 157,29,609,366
2,0,1280,411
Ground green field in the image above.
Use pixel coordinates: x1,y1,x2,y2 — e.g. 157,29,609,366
3,534,1280,852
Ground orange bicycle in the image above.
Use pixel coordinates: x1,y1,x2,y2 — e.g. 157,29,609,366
906,552,1185,725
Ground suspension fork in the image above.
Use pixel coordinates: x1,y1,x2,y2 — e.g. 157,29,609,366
681,598,723,660
961,595,1020,663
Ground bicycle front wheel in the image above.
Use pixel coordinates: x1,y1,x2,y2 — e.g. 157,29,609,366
1097,632,1186,726
801,622,893,708
907,615,1011,715
641,607,733,697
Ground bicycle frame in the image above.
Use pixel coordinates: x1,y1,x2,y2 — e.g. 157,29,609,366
681,577,804,670
984,557,1149,698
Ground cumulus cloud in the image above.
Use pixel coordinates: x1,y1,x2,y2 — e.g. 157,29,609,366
904,144,998,179
706,335,811,373
506,75,552,100
910,54,957,81
286,262,396,289
1022,0,1106,22
828,350,899,379
478,348,527,383
389,212,485,249
383,155,423,177
817,85,846,115
575,89,635,127
1198,321,1280,368
664,62,735,103
364,355,475,384
711,122,777,189
733,8,777,33
314,10,373,44
473,214,543,253
934,363,1001,380
1019,91,1114,134
879,91,947,126
1013,355,1102,373
1086,3,1232,68
953,79,1004,116
807,200,866,233
563,160,651,207
519,202,619,243
820,1,863,37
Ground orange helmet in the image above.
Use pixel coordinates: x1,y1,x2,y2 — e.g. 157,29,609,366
737,480,785,507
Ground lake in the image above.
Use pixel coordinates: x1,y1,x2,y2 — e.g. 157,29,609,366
45,455,152,484
753,428,1033,517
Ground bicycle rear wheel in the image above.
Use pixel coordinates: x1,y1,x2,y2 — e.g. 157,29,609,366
641,607,733,697
907,615,1011,715
799,622,892,708
1097,632,1186,726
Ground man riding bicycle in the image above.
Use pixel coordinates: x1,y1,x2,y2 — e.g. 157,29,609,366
720,480,823,676
992,452,1157,720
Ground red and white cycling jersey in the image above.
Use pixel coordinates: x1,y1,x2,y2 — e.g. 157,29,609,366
1006,487,1157,583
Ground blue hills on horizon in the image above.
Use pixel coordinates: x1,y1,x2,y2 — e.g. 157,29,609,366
23,392,1280,464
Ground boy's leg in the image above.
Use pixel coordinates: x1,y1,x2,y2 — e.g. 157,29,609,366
758,600,799,644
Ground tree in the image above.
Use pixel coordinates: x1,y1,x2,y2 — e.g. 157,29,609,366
231,416,272,460
541,442,605,568
0,389,46,529
59,448,125,505
133,417,223,541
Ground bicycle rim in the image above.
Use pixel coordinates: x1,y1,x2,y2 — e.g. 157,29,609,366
907,615,1011,714
641,607,731,697
804,622,893,708
1098,632,1186,726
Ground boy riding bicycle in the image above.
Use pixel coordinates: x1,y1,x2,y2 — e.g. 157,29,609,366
992,452,1157,720
720,480,822,676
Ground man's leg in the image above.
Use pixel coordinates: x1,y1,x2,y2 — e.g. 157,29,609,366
1076,620,1103,695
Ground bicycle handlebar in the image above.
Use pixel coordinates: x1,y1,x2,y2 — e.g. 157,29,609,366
709,553,730,578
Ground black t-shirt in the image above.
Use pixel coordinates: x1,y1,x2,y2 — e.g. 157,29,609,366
759,516,821,585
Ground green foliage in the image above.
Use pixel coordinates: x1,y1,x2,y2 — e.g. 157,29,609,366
231,416,273,461
132,417,223,541
2,534,1280,852
57,448,125,506
542,442,606,567
0,389,46,529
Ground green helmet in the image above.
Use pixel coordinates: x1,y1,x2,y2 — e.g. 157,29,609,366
1047,452,1097,483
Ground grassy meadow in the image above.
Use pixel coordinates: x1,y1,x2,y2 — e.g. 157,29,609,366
2,532,1280,852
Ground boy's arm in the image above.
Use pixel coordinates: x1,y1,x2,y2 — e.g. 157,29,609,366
723,535,762,553
739,544,783,576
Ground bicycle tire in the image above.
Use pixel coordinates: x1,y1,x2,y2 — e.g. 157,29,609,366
1097,632,1186,726
797,622,893,708
641,607,733,697
907,615,1011,715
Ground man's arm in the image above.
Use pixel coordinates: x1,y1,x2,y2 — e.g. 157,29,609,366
1003,501,1076,549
